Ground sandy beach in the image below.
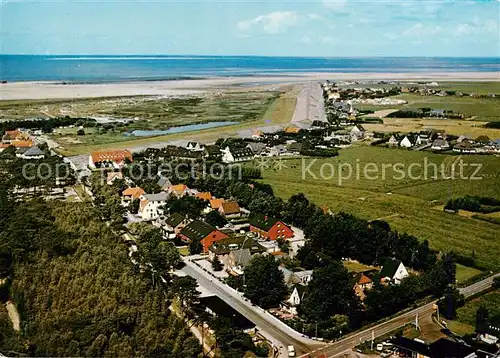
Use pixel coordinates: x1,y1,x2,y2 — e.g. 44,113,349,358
1,72,498,100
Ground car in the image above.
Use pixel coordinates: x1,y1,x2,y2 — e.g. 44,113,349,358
287,345,295,357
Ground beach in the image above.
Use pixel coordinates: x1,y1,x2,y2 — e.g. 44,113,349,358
1,72,499,100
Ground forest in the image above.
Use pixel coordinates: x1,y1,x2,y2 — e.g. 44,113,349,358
0,182,201,357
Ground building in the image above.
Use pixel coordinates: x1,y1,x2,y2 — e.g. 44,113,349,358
400,136,414,148
219,201,241,219
186,141,203,151
157,176,173,191
353,273,374,300
246,142,267,156
286,284,307,308
122,187,146,203
167,184,190,198
350,124,365,141
380,258,409,284
139,192,169,220
195,192,213,201
208,198,225,211
106,172,124,185
287,142,303,155
391,336,481,358
179,220,229,253
16,146,45,160
249,213,294,241
431,138,450,151
221,146,254,163
294,270,314,285
155,212,188,239
89,150,133,169
208,235,266,263
203,145,222,160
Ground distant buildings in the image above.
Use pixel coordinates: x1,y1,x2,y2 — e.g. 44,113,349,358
89,149,133,169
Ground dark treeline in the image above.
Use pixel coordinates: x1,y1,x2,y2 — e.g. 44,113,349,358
445,195,500,214
0,116,98,134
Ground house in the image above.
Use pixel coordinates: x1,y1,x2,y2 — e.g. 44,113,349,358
179,220,229,253
186,141,203,151
208,235,266,263
400,136,414,148
246,142,267,156
249,213,294,241
350,124,365,141
89,149,133,169
204,144,222,160
388,135,399,147
139,192,169,220
431,138,450,151
221,146,254,163
208,198,225,211
106,172,124,185
122,187,146,203
475,135,491,144
287,284,307,307
16,146,45,160
219,201,241,219
457,135,472,143
167,184,189,198
157,176,173,191
353,273,373,300
380,258,408,284
294,270,314,285
157,145,202,161
287,142,303,155
429,109,446,118
195,192,212,201
279,267,301,288
228,248,253,274
453,141,477,154
269,145,287,157
391,337,481,358
155,212,188,239
144,148,160,160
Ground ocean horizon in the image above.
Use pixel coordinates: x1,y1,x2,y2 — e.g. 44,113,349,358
1,55,499,83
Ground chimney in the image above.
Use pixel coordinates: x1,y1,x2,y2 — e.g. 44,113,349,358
264,215,268,221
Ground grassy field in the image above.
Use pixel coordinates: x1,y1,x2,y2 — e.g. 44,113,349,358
447,289,500,336
456,264,483,284
255,146,500,270
343,260,378,273
53,85,299,156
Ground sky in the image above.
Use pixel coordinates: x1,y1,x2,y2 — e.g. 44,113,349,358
1,0,499,57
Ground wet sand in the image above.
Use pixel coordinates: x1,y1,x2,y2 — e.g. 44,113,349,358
1,72,498,100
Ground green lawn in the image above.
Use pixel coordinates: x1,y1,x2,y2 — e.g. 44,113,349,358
256,146,500,270
456,264,483,284
343,261,378,273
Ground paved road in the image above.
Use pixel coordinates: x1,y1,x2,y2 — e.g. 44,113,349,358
306,273,500,358
181,260,323,356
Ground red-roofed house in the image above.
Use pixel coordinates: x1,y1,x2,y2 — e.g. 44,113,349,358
89,150,133,169
122,187,146,203
249,213,294,241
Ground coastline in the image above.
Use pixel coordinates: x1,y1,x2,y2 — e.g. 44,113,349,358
1,72,499,101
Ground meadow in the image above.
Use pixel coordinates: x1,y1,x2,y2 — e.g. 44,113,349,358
447,289,500,336
255,146,500,270
45,86,299,155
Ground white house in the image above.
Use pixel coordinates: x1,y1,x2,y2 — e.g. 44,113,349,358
287,285,306,307
294,270,314,285
431,138,450,151
388,135,399,147
139,192,169,220
400,136,413,148
221,146,254,163
16,146,45,160
350,124,365,141
380,258,409,285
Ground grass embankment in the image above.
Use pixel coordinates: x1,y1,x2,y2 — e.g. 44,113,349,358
256,146,500,270
55,85,299,156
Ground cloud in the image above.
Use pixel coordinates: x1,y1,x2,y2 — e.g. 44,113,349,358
403,23,442,37
237,11,299,34
323,0,348,10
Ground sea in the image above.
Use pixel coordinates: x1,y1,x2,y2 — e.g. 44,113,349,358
0,55,499,83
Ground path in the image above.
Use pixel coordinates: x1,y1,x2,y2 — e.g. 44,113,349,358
5,301,20,332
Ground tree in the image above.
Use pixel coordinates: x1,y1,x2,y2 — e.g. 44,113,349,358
493,276,500,289
205,210,227,228
475,305,489,333
243,255,287,308
212,256,223,271
129,198,140,214
302,261,358,321
189,239,203,255
439,287,463,320
171,276,200,317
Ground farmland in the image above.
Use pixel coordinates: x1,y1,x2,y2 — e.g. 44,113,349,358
255,146,500,270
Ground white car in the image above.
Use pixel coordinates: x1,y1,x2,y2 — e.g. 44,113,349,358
287,345,295,357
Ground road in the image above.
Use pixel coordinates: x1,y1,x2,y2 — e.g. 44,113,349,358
307,272,500,358
181,260,323,356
